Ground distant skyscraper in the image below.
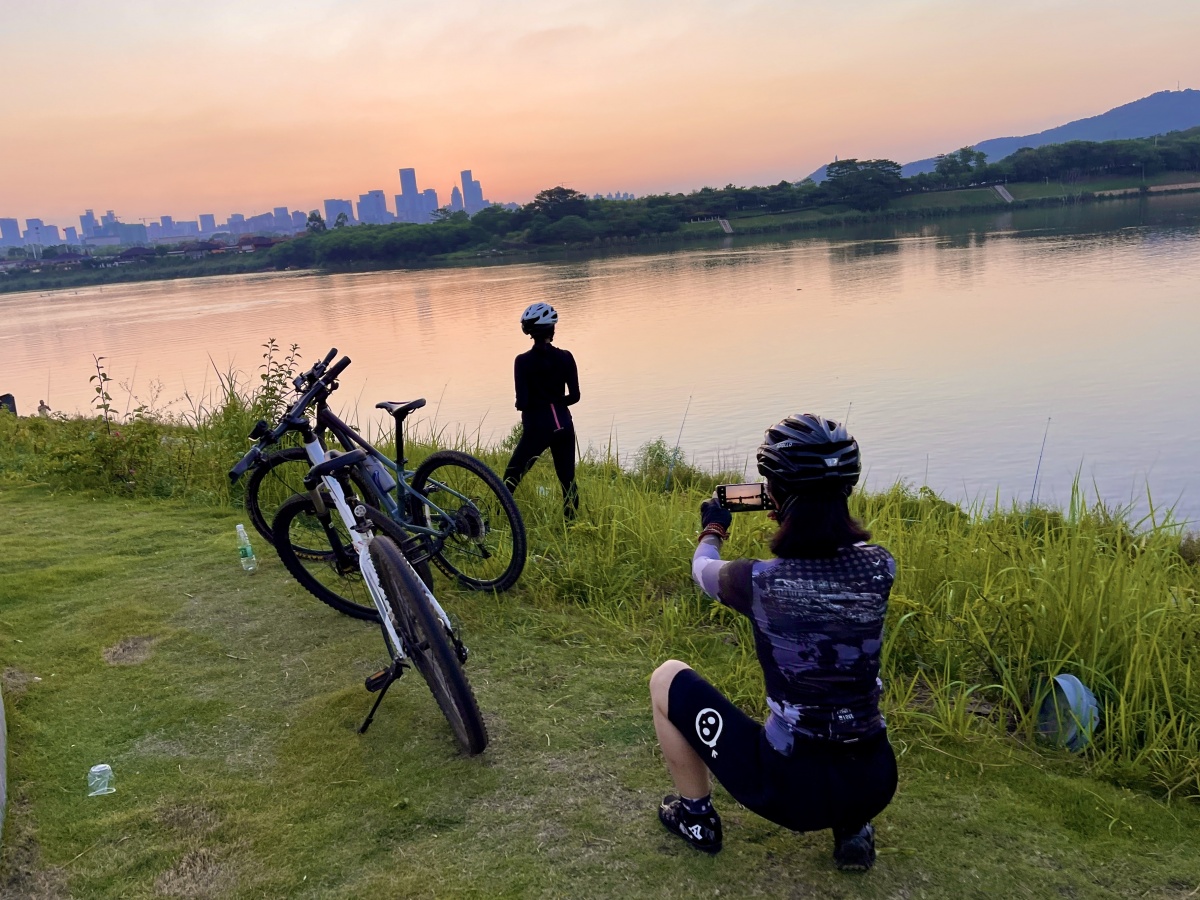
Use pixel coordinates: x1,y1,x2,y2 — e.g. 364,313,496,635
291,210,306,232
0,217,20,246
397,167,423,222
324,198,355,226
460,170,485,215
450,186,464,213
161,215,175,238
79,209,98,238
63,226,79,245
227,213,247,233
23,219,62,245
357,190,391,225
199,213,216,234
422,189,438,220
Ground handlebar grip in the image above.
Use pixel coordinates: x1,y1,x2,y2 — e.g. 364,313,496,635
326,355,351,381
321,347,338,366
228,445,262,483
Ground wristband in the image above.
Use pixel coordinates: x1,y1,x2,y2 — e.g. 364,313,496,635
698,524,728,542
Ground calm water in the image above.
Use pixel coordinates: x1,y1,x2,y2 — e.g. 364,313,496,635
6,194,1200,524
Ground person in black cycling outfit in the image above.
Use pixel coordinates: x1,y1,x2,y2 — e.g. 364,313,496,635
502,302,581,519
649,414,897,870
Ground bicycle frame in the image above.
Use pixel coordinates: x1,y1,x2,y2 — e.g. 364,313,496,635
297,431,458,652
313,401,478,547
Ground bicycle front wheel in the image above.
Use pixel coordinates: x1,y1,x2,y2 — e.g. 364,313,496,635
410,450,527,592
245,446,380,555
273,493,433,622
369,536,488,755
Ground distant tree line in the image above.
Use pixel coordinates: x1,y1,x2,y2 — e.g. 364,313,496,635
6,129,1200,288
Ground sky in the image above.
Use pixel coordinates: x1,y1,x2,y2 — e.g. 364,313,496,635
3,0,1199,229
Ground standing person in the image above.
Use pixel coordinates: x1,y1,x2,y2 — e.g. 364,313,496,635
649,414,897,871
502,303,581,519
38,399,51,417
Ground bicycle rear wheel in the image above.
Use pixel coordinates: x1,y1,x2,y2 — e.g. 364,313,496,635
273,493,433,622
410,450,527,592
245,446,380,555
369,536,488,755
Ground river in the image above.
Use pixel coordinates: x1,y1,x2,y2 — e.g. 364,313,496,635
5,193,1200,525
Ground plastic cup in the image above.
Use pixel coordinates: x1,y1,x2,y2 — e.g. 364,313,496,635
87,763,115,796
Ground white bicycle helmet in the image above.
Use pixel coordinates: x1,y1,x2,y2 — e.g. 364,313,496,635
520,302,558,334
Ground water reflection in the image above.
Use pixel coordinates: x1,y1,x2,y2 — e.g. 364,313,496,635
4,194,1199,524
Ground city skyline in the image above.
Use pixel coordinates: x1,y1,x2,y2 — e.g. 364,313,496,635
0,163,647,247
2,1,1199,227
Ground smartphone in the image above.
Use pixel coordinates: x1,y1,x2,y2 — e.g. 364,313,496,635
716,482,775,512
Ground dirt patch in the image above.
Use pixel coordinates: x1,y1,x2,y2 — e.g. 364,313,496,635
153,846,237,898
103,635,158,666
1,667,40,699
0,794,70,900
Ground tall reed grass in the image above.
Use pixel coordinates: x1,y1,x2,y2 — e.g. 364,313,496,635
1,349,1196,800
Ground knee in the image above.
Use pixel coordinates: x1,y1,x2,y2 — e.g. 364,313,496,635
650,659,691,709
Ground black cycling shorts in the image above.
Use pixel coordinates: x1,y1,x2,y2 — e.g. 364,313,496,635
667,667,897,833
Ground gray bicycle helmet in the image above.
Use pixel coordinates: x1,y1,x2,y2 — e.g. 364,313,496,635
520,302,558,335
756,414,861,492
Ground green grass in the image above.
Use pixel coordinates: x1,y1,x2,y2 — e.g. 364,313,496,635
2,369,1199,896
2,483,1200,898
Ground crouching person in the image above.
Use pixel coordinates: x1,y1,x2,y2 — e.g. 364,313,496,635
649,414,898,871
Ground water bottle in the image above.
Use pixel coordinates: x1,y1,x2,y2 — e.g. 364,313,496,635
235,523,258,573
87,763,115,796
364,456,397,494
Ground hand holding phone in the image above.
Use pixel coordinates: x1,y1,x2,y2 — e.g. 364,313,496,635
715,482,775,512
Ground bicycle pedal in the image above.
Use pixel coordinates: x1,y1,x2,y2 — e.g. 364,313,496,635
364,664,402,692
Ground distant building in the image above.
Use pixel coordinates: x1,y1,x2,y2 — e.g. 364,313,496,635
63,226,79,245
291,210,306,231
450,186,464,213
273,207,291,232
356,190,391,225
199,213,217,234
23,219,61,245
227,213,247,234
0,217,20,246
324,198,355,227
79,209,98,238
460,169,485,215
396,167,423,223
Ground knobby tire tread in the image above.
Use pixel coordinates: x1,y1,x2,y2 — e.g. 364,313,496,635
369,536,488,755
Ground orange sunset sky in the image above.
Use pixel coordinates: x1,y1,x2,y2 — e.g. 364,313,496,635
3,0,1199,229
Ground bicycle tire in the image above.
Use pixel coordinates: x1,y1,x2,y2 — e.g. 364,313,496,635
369,536,488,755
273,493,434,622
245,446,381,555
409,450,527,592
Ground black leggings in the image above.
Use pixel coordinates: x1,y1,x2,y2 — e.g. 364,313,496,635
503,422,579,518
667,668,897,833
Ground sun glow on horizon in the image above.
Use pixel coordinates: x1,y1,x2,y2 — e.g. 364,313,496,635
2,0,1199,228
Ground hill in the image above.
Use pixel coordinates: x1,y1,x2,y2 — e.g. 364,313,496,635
807,88,1200,181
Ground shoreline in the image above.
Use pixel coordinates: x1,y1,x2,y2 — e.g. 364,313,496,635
4,184,1199,297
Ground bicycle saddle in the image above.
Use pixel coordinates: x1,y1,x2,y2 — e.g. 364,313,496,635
376,399,426,421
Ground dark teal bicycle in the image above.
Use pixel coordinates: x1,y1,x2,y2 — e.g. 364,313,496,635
231,349,526,622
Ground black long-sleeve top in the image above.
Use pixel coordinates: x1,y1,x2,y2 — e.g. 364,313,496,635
513,342,580,429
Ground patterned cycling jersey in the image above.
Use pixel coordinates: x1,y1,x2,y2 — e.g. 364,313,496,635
696,543,895,747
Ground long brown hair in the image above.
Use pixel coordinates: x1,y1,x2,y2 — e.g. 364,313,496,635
768,481,871,559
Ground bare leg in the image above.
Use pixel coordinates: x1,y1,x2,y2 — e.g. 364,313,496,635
650,660,711,799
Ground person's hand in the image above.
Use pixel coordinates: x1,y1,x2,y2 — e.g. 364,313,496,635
699,498,732,542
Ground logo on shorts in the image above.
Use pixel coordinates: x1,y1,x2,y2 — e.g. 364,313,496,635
695,708,723,758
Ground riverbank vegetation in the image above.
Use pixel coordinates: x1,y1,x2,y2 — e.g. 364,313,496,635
5,129,1200,296
1,352,1198,895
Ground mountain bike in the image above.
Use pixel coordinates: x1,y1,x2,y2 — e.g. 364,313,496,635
231,355,487,754
232,349,526,616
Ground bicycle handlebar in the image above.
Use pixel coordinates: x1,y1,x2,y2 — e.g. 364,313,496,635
228,351,352,482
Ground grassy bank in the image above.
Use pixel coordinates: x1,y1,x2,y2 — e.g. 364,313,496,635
1,389,1199,896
